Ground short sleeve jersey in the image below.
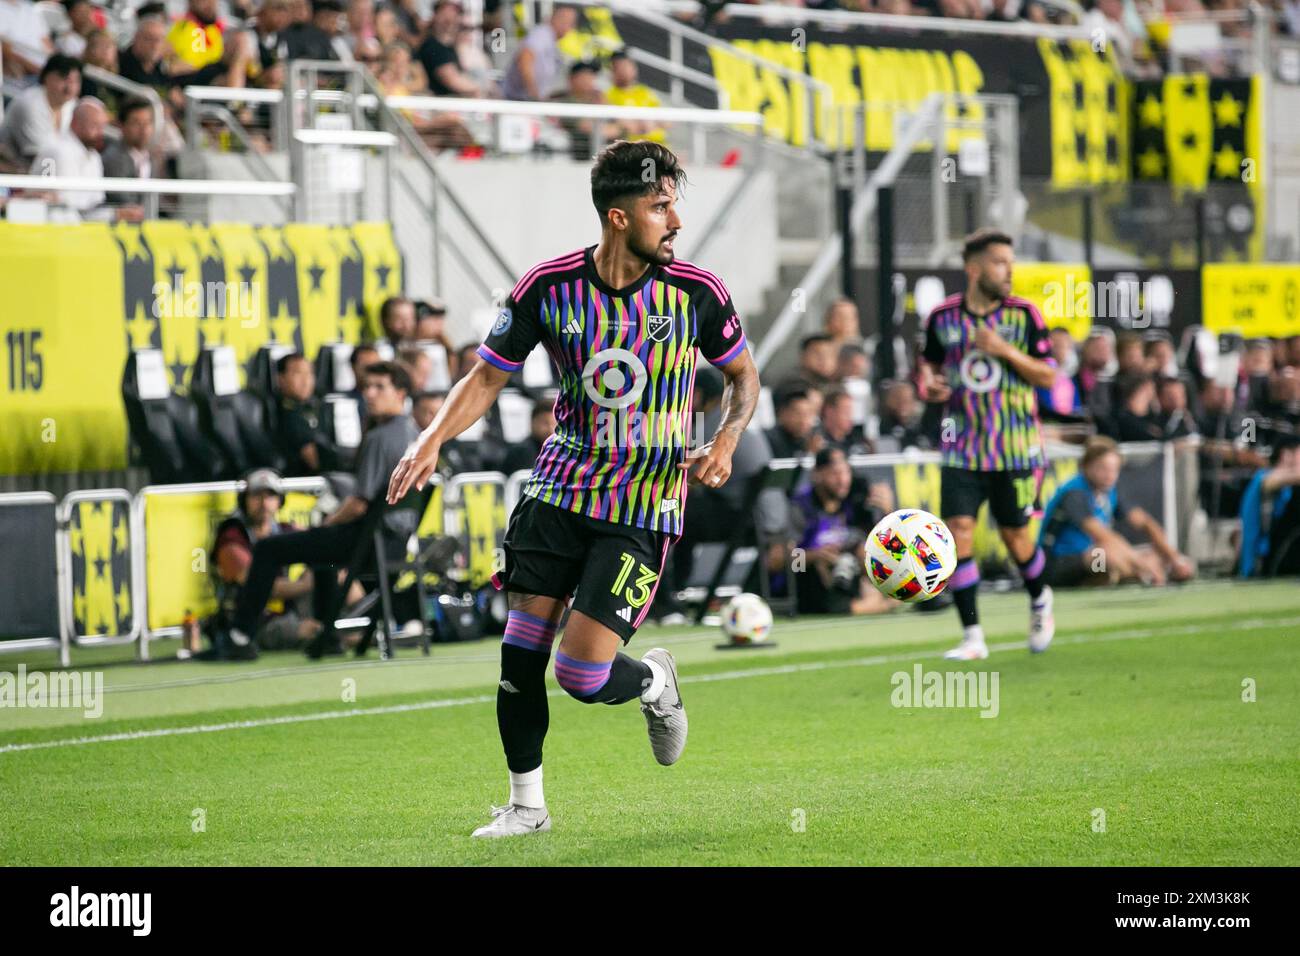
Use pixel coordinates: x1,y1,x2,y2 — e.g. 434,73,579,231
922,294,1053,472
477,245,747,535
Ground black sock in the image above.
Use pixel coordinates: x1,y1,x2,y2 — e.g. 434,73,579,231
581,653,652,705
949,557,980,629
497,643,551,773
1018,547,1047,602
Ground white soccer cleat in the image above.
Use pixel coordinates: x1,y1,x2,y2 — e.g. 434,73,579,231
640,648,687,766
942,638,989,661
471,803,551,838
1029,586,1055,653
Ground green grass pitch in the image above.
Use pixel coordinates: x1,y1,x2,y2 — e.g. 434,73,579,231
1,580,1297,866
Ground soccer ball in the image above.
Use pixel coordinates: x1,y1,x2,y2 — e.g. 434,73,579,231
865,509,958,603
720,593,773,644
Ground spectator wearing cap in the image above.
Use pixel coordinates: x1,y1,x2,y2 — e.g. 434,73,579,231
605,50,665,143
0,0,54,77
788,447,896,616
228,360,420,659
502,3,576,101
417,0,483,96
56,0,98,58
274,351,342,476
0,53,79,163
207,468,321,657
1038,436,1194,587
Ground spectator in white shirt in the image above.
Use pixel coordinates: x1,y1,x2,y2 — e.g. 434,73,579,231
0,53,80,164
502,4,576,101
0,0,53,77
30,97,143,221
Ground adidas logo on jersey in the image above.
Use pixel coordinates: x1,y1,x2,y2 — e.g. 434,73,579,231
563,318,582,335
616,607,633,622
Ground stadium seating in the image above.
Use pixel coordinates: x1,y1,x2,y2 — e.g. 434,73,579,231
121,349,223,484
190,346,286,478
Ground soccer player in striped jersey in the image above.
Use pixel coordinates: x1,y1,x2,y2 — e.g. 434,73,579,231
917,228,1058,661
387,141,759,837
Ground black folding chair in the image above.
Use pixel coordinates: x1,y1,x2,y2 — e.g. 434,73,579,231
313,485,435,660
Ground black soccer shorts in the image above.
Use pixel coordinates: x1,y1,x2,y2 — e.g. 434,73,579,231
940,466,1038,529
497,494,674,643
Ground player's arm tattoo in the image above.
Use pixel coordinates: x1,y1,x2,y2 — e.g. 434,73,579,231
714,350,760,443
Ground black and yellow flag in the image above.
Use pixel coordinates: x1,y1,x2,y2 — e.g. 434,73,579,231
1132,73,1263,260
1039,38,1128,188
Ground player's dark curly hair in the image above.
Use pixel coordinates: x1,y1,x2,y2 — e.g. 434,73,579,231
590,140,687,223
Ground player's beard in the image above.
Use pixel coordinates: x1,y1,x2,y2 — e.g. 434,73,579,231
630,230,676,266
978,272,1009,301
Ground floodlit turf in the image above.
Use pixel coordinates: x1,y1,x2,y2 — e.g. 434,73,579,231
1,581,1297,866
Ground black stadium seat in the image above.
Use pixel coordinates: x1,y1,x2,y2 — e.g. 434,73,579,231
191,346,286,478
122,349,224,483
246,343,298,433
314,342,358,396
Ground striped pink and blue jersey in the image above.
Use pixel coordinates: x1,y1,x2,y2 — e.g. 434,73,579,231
921,293,1053,472
477,245,747,535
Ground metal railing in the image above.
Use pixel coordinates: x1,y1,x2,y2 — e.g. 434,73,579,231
0,173,295,220
717,1,1088,33
755,95,946,372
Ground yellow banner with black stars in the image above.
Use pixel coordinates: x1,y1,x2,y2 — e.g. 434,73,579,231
67,497,133,639
1038,39,1129,188
0,222,403,476
1131,74,1263,260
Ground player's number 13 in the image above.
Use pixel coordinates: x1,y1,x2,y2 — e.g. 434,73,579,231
612,552,658,608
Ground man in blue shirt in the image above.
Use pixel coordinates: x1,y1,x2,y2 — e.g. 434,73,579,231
1039,436,1194,587
1238,437,1300,578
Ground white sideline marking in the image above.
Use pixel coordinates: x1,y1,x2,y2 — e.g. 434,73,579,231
2,615,1296,756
